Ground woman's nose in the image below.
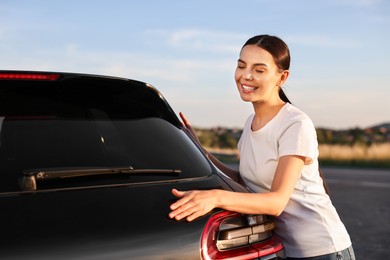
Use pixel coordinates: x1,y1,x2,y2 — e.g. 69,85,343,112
244,72,253,80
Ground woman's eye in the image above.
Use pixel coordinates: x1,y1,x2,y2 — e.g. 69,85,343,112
255,70,264,73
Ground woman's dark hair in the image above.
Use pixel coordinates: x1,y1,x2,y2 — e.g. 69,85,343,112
242,35,291,103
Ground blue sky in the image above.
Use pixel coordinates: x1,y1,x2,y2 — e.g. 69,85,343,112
1,0,389,129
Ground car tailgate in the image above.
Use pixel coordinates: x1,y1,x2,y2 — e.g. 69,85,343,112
0,174,228,260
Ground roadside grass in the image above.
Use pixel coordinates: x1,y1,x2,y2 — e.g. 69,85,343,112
319,143,390,169
209,143,390,169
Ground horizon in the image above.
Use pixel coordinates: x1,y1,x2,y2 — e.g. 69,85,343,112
1,0,389,129
192,120,390,131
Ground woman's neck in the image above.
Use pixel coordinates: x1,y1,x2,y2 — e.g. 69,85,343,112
251,99,286,131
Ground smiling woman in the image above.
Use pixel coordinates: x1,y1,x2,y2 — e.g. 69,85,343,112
170,35,355,260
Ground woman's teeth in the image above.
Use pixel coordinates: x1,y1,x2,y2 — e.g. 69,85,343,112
242,85,256,91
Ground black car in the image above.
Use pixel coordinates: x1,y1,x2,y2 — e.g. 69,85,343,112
0,71,284,259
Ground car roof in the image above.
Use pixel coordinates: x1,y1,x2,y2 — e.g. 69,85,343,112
0,70,182,126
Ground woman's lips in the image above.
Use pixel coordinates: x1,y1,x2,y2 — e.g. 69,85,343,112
241,84,258,92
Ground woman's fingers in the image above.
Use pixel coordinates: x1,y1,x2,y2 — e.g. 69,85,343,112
171,188,186,199
169,202,194,220
186,210,202,222
169,189,199,221
172,203,198,221
169,189,217,222
170,189,191,210
179,112,190,128
179,112,201,145
179,112,195,136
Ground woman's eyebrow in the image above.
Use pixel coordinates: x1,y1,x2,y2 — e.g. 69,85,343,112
254,63,268,67
237,59,268,67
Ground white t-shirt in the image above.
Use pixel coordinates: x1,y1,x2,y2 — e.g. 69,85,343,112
237,103,351,258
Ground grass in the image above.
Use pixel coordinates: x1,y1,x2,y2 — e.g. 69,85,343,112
319,143,390,168
209,143,390,169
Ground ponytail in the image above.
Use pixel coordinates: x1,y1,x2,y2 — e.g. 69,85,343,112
279,88,291,103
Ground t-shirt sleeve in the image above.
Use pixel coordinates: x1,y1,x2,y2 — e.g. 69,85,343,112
278,117,318,165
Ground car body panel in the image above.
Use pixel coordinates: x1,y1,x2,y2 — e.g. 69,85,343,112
1,174,229,259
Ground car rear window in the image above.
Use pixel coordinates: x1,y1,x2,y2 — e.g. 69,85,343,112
0,76,212,192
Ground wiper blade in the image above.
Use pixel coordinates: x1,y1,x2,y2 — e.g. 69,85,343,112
20,167,181,191
26,167,181,179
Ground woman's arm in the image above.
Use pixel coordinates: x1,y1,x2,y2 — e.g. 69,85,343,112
206,153,241,182
169,155,304,221
179,112,240,182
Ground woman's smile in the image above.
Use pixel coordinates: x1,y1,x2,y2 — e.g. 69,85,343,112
241,84,258,93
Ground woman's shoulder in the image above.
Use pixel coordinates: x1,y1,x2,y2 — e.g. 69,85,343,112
282,103,313,123
277,103,316,134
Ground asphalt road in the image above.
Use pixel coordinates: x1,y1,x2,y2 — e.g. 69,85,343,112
322,167,390,259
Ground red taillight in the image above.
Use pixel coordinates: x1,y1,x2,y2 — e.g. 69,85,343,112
0,73,60,81
201,211,284,260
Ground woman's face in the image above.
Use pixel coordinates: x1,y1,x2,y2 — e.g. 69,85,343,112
235,45,287,104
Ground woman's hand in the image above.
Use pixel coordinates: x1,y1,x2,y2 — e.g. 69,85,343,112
179,112,202,146
169,188,219,222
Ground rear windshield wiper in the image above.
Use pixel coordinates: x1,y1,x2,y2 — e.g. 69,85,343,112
20,167,181,191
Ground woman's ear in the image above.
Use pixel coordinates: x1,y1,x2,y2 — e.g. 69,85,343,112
278,70,290,86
